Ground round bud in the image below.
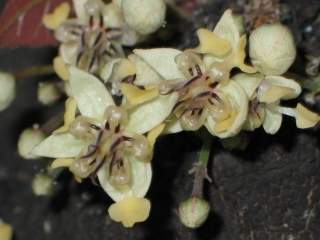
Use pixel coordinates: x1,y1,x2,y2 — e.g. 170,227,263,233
122,0,166,35
249,24,296,75
0,71,15,111
178,197,210,229
32,173,54,196
18,126,45,160
37,82,61,105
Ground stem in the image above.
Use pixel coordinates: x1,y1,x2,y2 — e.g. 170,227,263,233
191,135,212,197
14,65,55,80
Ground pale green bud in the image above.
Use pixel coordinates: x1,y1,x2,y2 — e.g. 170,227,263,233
37,82,61,105
32,173,54,196
122,0,166,35
178,197,210,229
249,24,296,75
18,126,45,160
0,71,15,111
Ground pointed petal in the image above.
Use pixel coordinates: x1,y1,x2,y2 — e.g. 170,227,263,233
97,156,152,202
232,73,264,99
69,67,114,120
264,76,302,100
133,49,185,80
32,133,87,158
214,9,240,48
126,93,179,134
195,28,231,57
99,58,122,82
147,123,166,146
128,54,163,85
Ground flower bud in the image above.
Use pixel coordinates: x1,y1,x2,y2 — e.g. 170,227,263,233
37,82,61,105
178,197,210,229
249,24,296,75
122,0,166,35
0,71,15,111
18,126,45,159
32,173,54,196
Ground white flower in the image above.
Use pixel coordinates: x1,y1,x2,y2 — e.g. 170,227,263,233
233,73,319,134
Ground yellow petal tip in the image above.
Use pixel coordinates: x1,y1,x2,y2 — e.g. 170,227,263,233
108,197,151,228
43,2,70,30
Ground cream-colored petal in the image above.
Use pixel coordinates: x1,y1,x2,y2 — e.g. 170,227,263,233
108,197,151,228
133,49,185,80
69,67,114,120
206,81,248,138
195,28,231,57
232,73,264,99
59,43,78,65
128,54,163,85
214,9,240,49
164,118,183,134
100,58,122,82
97,155,152,202
31,133,88,158
263,106,283,134
73,0,89,20
126,93,179,134
295,104,320,129
147,123,165,146
266,76,301,99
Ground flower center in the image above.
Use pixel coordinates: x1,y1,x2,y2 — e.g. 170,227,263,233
159,51,232,130
69,106,151,189
56,10,123,72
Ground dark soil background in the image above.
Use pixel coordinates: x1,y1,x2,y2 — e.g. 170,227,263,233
0,0,320,239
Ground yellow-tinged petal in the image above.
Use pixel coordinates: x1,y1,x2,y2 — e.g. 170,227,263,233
53,56,70,81
213,110,238,133
234,36,256,73
147,123,165,146
0,222,12,240
259,85,293,104
121,83,159,106
108,197,151,227
295,104,320,129
51,158,75,169
195,29,231,57
42,2,70,30
54,98,77,133
114,59,136,79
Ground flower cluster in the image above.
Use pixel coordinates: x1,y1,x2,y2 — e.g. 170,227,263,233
28,6,320,228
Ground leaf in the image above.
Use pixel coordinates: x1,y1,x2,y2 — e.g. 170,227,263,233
0,0,72,48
